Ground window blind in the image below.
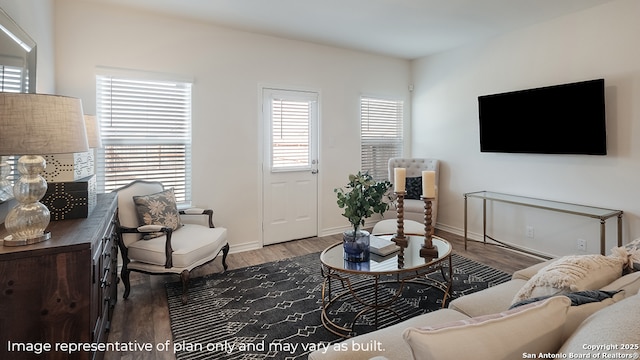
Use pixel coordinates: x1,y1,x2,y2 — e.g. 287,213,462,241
271,98,311,170
1,65,26,183
0,65,24,93
361,97,404,181
96,75,192,204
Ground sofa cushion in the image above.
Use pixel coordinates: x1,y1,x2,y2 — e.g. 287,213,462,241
308,309,469,360
511,289,626,341
559,291,640,356
448,278,528,317
601,270,640,296
403,296,571,360
512,254,624,304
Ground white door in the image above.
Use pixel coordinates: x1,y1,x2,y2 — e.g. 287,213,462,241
262,88,319,245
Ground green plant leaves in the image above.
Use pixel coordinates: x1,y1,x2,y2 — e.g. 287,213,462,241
334,171,392,232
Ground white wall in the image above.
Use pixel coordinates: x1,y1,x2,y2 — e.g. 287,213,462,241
411,0,640,256
54,0,411,251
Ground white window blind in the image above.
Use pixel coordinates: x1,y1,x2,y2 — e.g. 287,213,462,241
0,65,24,93
271,98,311,170
1,65,27,183
361,97,404,181
96,75,192,205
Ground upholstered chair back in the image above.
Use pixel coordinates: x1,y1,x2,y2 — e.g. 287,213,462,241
116,180,164,247
387,158,440,225
388,158,439,187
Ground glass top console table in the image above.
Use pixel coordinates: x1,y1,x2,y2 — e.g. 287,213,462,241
464,191,623,256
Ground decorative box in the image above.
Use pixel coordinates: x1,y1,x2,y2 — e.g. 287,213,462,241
42,151,94,182
42,175,97,221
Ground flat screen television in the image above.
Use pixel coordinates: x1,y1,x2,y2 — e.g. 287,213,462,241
478,79,606,155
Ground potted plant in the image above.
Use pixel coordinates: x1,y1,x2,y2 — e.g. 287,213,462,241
335,171,392,262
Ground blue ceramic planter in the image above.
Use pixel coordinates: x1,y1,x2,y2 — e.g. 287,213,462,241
343,229,370,262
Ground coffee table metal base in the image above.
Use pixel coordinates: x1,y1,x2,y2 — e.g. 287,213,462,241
320,248,452,338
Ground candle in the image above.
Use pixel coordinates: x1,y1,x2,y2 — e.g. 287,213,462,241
394,168,406,192
422,170,435,198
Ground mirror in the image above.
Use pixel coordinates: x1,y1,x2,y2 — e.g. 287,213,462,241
0,7,36,93
0,7,37,203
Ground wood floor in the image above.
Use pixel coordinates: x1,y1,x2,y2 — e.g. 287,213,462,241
104,229,542,360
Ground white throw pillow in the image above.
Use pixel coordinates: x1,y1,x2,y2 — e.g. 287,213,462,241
511,255,624,304
403,296,571,360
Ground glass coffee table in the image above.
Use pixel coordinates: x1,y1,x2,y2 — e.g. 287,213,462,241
320,234,452,338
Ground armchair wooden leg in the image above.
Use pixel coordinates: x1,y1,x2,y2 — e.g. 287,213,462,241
121,266,131,300
221,243,230,272
180,269,190,305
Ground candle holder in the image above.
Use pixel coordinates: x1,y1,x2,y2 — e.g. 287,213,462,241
392,191,408,268
420,196,439,259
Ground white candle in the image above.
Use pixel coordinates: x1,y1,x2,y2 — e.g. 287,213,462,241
422,170,435,198
394,168,406,192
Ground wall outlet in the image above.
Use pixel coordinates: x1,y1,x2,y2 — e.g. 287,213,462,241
525,226,535,239
577,239,587,251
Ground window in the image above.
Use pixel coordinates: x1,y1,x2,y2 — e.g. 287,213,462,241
360,97,404,181
268,91,317,171
96,73,192,205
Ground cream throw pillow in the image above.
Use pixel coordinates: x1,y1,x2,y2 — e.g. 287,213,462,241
512,254,624,304
403,296,571,360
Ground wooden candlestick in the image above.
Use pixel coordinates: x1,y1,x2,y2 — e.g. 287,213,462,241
420,196,438,259
392,191,408,268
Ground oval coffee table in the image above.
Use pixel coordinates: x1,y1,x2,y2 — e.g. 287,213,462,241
320,234,452,338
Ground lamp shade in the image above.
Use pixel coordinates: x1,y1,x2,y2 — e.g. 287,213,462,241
84,115,103,148
0,93,89,155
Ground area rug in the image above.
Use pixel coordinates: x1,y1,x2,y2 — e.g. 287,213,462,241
166,252,511,360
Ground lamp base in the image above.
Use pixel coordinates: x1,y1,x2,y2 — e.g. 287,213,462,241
3,231,51,247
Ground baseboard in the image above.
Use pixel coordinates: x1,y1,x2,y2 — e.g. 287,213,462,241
229,240,262,254
436,223,483,241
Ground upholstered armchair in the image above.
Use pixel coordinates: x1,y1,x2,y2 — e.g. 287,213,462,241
114,180,229,304
387,158,440,225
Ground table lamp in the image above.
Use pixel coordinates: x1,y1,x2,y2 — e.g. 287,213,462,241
84,115,102,149
0,93,88,246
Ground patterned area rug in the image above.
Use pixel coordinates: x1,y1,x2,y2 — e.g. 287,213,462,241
166,252,511,360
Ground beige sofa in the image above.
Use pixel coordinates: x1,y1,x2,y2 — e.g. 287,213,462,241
309,255,640,360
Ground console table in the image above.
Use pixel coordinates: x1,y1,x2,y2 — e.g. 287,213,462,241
464,191,623,256
0,193,118,360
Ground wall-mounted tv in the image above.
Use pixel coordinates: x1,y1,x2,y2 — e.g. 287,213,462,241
478,79,606,155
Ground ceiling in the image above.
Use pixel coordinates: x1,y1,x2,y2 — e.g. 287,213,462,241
80,0,615,59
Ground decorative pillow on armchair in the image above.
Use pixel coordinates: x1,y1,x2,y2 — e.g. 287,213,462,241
511,254,624,304
133,188,182,239
405,177,422,200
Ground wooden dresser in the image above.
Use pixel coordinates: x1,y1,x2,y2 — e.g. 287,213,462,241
0,193,118,360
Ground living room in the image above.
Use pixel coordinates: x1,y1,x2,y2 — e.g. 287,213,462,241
2,0,639,256
1,0,640,359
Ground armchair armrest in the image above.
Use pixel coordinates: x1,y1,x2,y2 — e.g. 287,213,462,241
116,224,174,268
181,207,206,215
179,208,216,228
138,224,165,232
